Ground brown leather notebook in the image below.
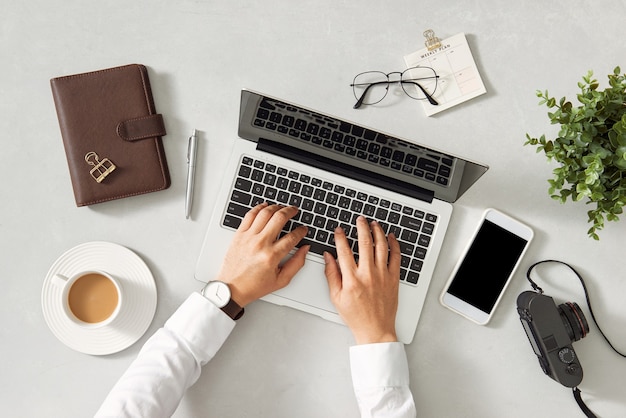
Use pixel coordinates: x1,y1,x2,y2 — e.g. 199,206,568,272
51,64,170,206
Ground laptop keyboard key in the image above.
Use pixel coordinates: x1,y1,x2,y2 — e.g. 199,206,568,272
231,190,252,205
418,234,431,248
422,222,435,235
414,246,427,259
400,215,422,231
264,187,277,200
299,239,336,258
226,202,250,218
406,271,420,284
223,214,242,229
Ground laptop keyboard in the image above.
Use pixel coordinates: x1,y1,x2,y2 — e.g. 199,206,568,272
253,97,454,187
222,155,440,286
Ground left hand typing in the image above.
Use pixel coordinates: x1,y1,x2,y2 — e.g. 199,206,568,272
214,203,309,307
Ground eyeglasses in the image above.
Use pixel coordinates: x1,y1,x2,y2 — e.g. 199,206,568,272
350,66,439,109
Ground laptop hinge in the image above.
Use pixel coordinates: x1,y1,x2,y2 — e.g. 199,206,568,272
257,138,434,204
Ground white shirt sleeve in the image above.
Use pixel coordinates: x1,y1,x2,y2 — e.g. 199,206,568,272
94,292,236,418
349,342,417,418
95,293,415,418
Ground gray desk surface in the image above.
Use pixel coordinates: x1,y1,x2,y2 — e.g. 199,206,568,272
2,1,625,417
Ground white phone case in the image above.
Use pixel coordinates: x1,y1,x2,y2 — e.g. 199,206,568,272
440,208,534,324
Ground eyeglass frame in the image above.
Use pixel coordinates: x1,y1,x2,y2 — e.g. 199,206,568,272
350,66,440,109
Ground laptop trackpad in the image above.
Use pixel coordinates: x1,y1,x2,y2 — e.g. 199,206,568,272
268,254,338,316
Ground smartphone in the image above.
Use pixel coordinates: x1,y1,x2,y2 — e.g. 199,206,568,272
440,209,534,324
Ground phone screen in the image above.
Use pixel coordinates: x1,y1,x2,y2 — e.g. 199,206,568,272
447,219,528,313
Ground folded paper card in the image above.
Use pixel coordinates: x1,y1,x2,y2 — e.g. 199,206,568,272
51,64,170,206
404,33,486,116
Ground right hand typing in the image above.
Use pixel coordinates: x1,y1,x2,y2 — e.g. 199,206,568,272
323,216,401,345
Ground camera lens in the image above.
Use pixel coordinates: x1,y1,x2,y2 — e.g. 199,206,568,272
558,302,589,342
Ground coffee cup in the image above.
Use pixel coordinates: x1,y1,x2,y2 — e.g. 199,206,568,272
52,270,123,328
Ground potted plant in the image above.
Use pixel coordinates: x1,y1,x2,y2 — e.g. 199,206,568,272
525,67,626,240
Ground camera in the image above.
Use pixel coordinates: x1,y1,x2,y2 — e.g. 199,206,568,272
516,291,590,388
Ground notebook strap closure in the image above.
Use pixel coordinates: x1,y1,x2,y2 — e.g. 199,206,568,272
117,114,166,142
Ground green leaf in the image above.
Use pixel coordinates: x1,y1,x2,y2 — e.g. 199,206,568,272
614,158,626,170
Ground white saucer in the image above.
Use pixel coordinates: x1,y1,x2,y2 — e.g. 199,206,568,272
42,241,157,355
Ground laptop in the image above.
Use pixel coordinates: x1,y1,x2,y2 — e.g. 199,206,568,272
195,90,488,344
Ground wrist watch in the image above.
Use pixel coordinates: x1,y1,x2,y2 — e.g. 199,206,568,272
201,281,244,320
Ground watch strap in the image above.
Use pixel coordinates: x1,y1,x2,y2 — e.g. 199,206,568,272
221,298,244,321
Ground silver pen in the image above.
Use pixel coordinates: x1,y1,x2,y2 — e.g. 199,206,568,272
185,129,198,219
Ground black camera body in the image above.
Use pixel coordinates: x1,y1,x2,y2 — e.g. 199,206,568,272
517,291,589,388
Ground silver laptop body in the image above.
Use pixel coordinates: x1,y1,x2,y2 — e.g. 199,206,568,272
195,90,488,343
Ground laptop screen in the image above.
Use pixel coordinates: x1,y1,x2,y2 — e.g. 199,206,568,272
238,90,488,203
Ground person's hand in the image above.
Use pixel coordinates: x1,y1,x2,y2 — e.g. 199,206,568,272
323,216,401,344
215,203,309,307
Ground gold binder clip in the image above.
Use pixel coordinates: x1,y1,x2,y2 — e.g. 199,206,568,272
85,151,116,183
423,29,441,51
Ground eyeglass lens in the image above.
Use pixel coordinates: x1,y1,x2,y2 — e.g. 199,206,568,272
401,67,438,100
352,71,389,105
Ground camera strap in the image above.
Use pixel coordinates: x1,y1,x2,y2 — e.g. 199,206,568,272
526,259,626,418
573,387,597,418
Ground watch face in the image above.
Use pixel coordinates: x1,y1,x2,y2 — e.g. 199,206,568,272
204,281,231,308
